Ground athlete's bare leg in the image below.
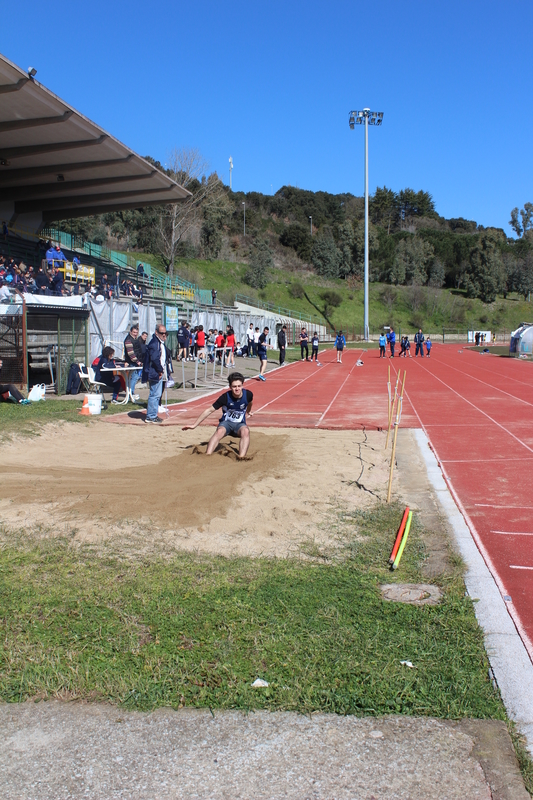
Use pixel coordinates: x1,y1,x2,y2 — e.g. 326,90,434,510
238,426,250,458
206,426,227,455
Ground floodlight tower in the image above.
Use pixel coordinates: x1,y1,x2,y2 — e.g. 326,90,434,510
349,108,383,341
229,156,233,190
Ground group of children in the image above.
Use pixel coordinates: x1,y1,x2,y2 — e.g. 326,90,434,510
378,331,432,358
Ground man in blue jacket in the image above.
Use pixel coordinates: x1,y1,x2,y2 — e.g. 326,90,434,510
143,324,171,424
387,327,396,357
414,329,425,357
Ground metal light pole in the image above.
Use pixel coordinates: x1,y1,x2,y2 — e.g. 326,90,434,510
229,156,233,190
242,201,246,236
309,215,312,235
349,108,383,341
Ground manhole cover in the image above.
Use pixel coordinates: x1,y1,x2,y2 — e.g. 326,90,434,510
380,583,443,606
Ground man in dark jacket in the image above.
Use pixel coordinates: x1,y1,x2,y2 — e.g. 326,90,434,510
277,325,287,366
414,329,425,357
143,325,171,424
123,325,143,400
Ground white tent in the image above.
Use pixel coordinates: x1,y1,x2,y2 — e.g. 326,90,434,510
509,323,533,355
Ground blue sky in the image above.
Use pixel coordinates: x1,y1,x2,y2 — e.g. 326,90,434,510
3,1,532,234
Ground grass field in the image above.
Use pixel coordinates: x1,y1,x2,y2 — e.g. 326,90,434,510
0,505,504,721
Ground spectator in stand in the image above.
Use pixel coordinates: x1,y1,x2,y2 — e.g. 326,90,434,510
98,273,110,299
123,324,143,401
113,271,120,299
137,262,145,279
94,346,122,404
2,221,8,240
50,266,63,296
211,288,217,304
0,280,10,301
72,255,81,276
0,359,31,404
35,266,51,294
45,243,56,265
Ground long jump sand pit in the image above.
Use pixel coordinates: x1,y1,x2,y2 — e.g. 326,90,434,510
0,421,392,557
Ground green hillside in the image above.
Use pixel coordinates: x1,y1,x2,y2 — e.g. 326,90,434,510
130,252,532,335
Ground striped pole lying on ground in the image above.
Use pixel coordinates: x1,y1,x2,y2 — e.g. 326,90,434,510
392,510,413,570
389,507,410,564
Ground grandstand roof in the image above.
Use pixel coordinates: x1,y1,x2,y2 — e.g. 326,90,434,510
0,54,190,224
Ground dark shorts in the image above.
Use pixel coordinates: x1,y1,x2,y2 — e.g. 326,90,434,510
218,419,247,436
258,348,267,361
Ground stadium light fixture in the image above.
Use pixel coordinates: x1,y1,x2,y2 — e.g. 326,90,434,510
349,107,384,340
28,67,37,78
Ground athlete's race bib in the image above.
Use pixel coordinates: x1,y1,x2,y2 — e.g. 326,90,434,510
226,409,244,423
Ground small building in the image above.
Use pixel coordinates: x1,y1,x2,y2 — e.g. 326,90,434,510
509,323,533,356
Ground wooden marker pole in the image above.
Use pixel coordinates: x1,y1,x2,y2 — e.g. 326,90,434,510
385,372,400,449
387,364,391,428
387,371,406,504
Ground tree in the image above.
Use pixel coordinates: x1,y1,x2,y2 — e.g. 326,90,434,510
244,239,273,289
156,148,226,276
509,203,533,238
201,192,231,259
311,228,340,278
463,230,506,302
428,259,446,288
279,224,312,262
370,186,398,234
336,220,355,277
390,236,434,285
397,189,436,227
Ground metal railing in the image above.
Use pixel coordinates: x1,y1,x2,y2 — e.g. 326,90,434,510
234,293,320,324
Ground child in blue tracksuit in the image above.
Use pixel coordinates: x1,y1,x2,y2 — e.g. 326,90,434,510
334,331,346,363
379,333,386,358
426,337,432,357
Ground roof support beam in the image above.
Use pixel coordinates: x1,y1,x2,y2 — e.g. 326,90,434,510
0,155,135,184
42,198,174,221
0,134,108,162
16,186,172,214
0,77,30,94
0,110,74,133
1,171,158,201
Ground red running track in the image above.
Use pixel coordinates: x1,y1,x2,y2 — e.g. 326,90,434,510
111,345,533,660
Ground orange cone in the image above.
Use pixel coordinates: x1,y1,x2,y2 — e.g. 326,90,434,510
79,395,91,415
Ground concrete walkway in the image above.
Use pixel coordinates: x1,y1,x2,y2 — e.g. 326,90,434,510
0,702,529,799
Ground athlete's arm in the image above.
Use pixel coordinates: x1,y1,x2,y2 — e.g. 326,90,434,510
246,399,254,418
182,405,215,430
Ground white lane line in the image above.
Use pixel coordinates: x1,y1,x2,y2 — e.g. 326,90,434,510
426,357,533,408
441,457,533,463
410,359,533,456
253,360,336,415
491,531,533,536
510,565,533,570
475,503,533,509
440,349,533,390
315,352,364,427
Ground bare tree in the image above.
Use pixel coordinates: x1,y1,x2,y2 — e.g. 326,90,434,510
157,148,226,277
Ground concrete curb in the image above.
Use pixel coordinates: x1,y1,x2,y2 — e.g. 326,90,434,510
413,428,533,756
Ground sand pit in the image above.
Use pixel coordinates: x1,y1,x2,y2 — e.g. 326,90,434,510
0,421,393,557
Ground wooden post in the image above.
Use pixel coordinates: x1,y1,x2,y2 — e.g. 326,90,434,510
387,364,391,430
385,371,400,449
387,371,406,503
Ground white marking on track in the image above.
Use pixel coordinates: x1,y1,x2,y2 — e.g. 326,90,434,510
491,531,533,536
510,565,533,570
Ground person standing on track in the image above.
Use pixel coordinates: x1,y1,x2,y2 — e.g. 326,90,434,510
425,336,432,357
257,326,270,381
334,330,346,363
182,372,253,459
414,329,425,357
310,332,321,365
387,327,396,358
404,336,412,358
277,325,287,366
300,328,309,361
379,332,386,358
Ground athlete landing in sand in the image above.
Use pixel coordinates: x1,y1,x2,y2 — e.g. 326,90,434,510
182,372,254,459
